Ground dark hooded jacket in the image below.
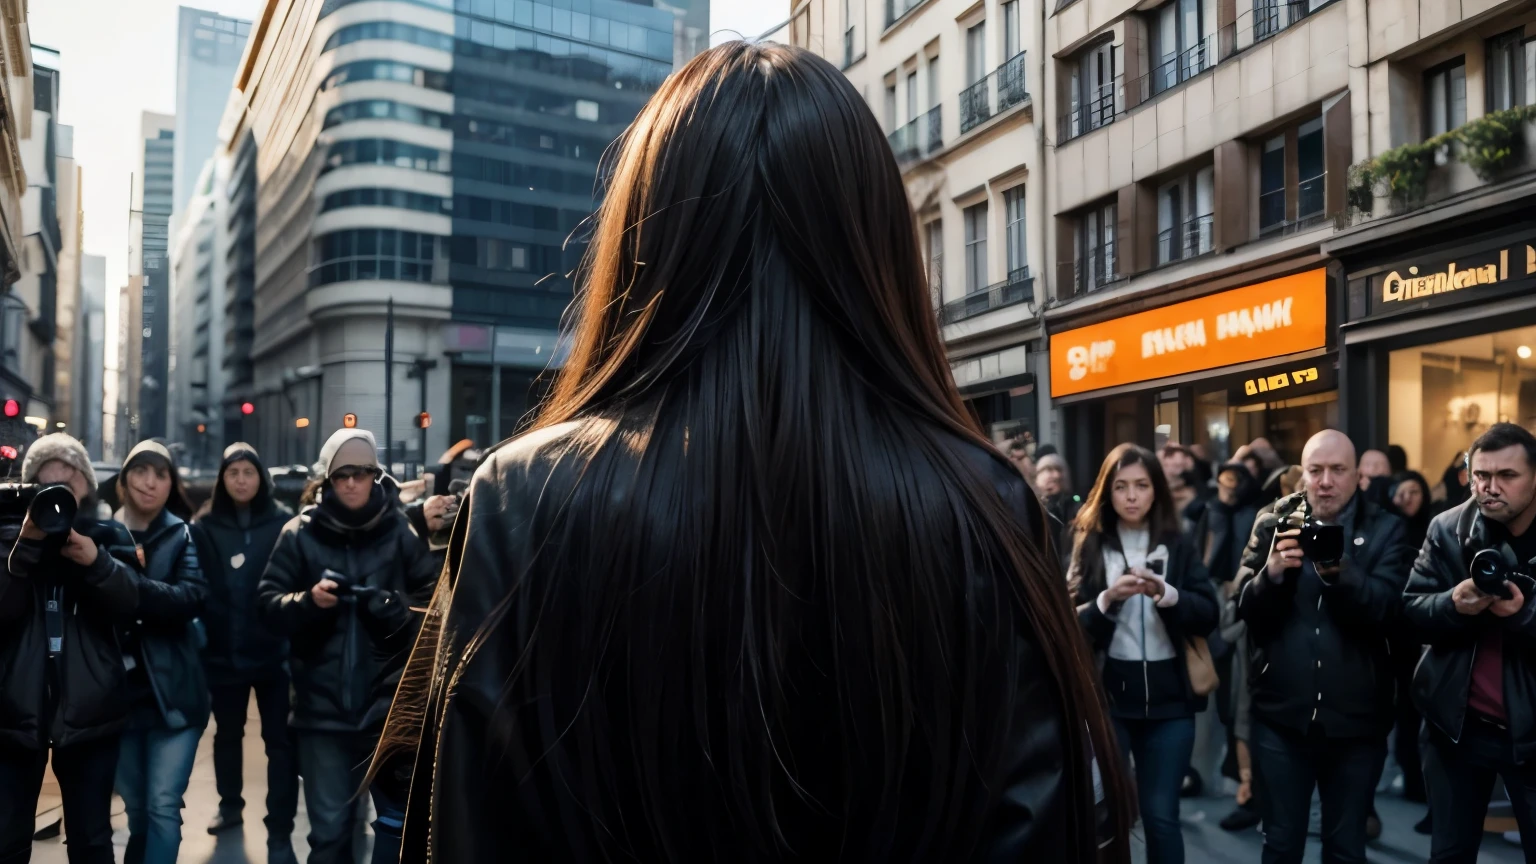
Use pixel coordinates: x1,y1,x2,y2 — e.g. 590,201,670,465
118,506,211,731
1200,465,1264,585
257,475,437,732
0,511,142,750
193,447,293,682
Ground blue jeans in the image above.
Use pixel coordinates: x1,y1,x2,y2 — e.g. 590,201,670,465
1114,716,1195,864
370,783,405,864
116,726,203,864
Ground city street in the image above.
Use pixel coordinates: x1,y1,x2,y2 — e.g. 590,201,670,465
27,695,1531,863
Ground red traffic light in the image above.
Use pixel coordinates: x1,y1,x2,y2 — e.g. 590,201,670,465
241,402,255,415
0,446,16,460
342,413,357,429
2,400,18,418
415,412,431,429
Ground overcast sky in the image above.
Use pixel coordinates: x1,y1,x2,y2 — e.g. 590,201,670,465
29,0,788,371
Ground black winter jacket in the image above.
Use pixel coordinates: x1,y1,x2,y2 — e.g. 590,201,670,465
1073,532,1220,717
1200,467,1263,585
194,457,293,680
1402,500,1536,762
400,422,1085,863
120,508,211,731
1235,491,1410,737
257,478,437,732
0,516,141,750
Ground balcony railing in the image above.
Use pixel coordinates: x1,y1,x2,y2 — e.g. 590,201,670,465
1297,172,1325,221
1142,37,1215,101
1259,172,1327,237
1253,0,1313,43
887,105,944,166
885,0,924,28
1064,241,1118,297
959,52,1029,134
1059,77,1121,143
939,267,1033,325
1155,213,1215,266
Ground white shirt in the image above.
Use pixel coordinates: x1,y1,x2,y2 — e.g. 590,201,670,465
1097,525,1180,662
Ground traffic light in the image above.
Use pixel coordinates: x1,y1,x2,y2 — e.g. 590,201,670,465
241,402,255,416
3,400,18,418
342,413,358,429
415,412,431,429
196,424,206,434
295,417,310,429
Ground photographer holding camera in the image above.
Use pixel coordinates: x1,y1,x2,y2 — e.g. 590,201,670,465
1234,429,1411,864
0,434,140,864
1402,422,1536,862
257,429,437,864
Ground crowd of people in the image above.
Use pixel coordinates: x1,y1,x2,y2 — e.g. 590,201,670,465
0,428,460,864
1008,421,1536,863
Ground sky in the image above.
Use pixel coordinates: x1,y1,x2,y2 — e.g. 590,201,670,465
28,0,788,369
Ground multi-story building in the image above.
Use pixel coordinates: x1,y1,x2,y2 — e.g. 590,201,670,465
1036,0,1351,479
171,155,228,469
222,128,257,448
1323,0,1536,477
13,47,61,427
129,112,175,444
786,0,1047,448
112,277,143,460
77,253,106,459
172,7,251,225
225,0,698,469
53,121,80,436
0,0,31,324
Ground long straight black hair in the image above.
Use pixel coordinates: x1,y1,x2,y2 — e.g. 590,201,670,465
386,41,1130,862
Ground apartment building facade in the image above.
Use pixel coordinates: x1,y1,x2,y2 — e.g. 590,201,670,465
1324,0,1536,478
789,0,1051,449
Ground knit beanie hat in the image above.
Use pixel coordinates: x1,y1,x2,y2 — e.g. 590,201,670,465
318,428,379,478
21,433,97,489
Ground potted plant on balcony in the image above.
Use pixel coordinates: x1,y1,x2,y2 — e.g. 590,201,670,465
1455,106,1536,181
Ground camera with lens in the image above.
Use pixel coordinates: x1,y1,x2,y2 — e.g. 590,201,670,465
1469,548,1536,601
1277,493,1346,568
321,568,379,601
0,444,80,577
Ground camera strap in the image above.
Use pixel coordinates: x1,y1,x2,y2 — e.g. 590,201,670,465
44,583,63,657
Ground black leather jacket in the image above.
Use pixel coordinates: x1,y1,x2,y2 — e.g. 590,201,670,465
0,516,141,750
399,422,1081,863
257,478,437,732
195,464,293,680
1403,500,1536,761
120,508,211,731
1235,491,1410,737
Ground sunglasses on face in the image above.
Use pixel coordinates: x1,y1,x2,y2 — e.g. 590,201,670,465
331,467,381,484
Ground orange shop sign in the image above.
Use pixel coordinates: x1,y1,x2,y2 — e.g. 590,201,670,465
1049,269,1328,398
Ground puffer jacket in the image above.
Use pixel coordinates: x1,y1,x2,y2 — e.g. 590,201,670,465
0,515,141,750
1403,500,1536,762
1234,490,1410,738
257,476,437,732
118,507,211,731
194,452,293,680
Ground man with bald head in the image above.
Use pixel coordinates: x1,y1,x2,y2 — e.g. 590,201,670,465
1235,429,1411,864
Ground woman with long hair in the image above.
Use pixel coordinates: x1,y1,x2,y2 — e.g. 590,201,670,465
385,41,1131,863
112,441,208,864
1068,444,1218,864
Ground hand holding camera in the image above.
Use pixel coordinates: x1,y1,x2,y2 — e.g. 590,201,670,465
1105,557,1168,602
1453,549,1534,617
311,568,381,611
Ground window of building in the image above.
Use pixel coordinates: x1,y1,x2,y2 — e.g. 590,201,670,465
1004,186,1028,278
1067,40,1117,140
323,21,455,54
1004,1,1021,58
1488,29,1526,112
885,80,898,130
1149,0,1206,97
927,54,940,109
322,139,451,174
323,100,451,131
844,0,857,66
966,21,987,85
907,70,918,122
1258,134,1286,233
964,202,988,293
1424,57,1467,138
1296,117,1325,221
1073,200,1117,293
321,60,450,92
320,187,452,216
1155,166,1214,265
310,229,438,287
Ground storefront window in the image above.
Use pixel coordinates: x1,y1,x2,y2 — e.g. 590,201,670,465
1194,385,1230,464
969,386,1039,451
1154,389,1180,451
1104,394,1139,455
1195,371,1337,466
1390,326,1536,480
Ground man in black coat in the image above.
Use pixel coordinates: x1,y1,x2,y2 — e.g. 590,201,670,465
193,443,298,858
0,433,142,864
257,429,437,864
1234,429,1410,864
1402,423,1536,862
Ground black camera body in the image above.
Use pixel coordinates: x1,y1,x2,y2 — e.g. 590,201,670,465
1469,548,1536,601
0,482,79,562
321,567,380,600
1277,493,1346,569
